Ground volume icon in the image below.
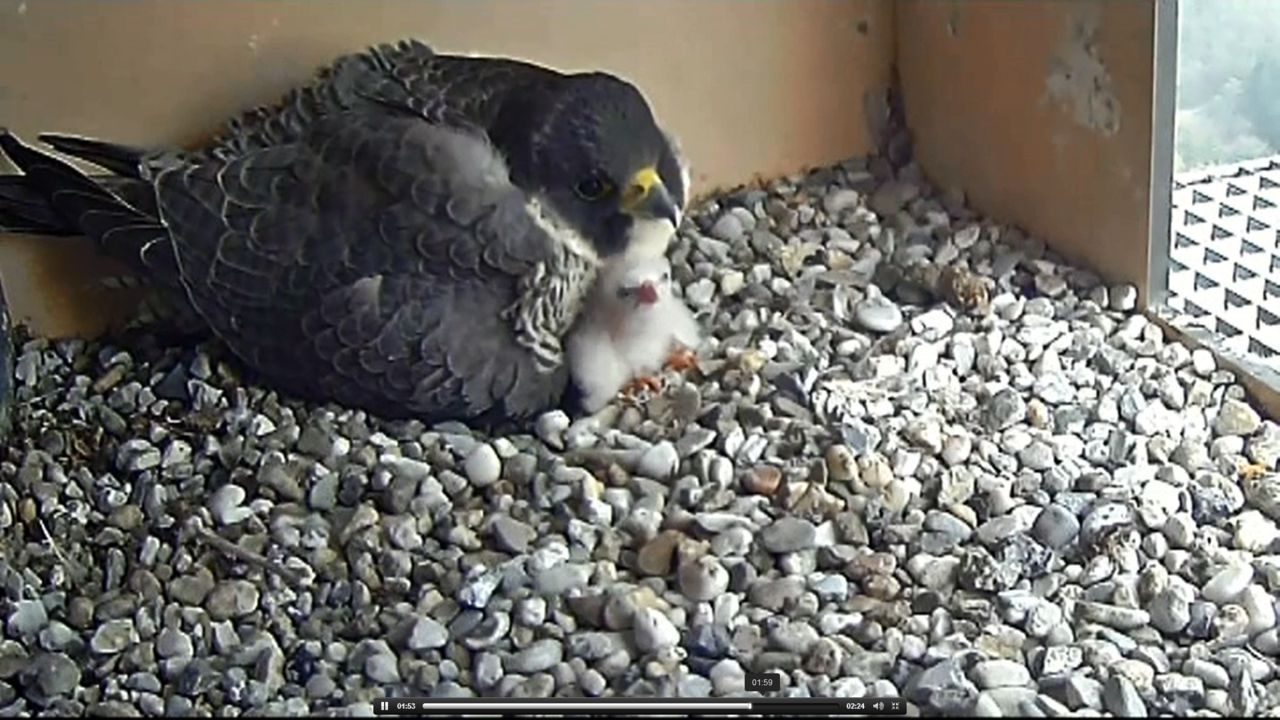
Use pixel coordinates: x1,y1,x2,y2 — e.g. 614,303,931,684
873,702,884,711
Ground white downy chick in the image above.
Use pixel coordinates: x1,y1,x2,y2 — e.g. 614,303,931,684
566,256,701,414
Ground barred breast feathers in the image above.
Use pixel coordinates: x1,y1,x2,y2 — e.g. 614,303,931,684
505,197,601,371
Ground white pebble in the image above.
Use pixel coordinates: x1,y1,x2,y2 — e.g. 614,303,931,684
1234,511,1280,553
719,270,746,296
633,608,681,653
534,410,570,449
208,484,253,525
636,442,679,481
1241,584,1277,635
464,444,502,487
709,658,746,695
1191,348,1216,376
1202,563,1254,605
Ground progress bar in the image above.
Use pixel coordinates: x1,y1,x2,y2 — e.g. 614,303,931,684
372,697,908,715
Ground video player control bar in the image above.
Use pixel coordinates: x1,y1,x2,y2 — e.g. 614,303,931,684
371,697,908,715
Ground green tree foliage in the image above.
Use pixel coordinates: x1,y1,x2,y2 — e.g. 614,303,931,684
1176,0,1280,171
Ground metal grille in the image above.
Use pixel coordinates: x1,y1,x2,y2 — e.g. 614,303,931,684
1166,157,1280,359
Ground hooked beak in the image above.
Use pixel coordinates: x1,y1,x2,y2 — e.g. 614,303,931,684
634,280,659,305
619,166,680,229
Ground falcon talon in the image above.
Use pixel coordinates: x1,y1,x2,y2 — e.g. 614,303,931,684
1239,461,1269,480
618,374,664,400
663,347,699,373
615,386,653,409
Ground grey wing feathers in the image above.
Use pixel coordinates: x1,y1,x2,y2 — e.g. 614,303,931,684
205,39,560,159
202,40,444,157
153,110,566,422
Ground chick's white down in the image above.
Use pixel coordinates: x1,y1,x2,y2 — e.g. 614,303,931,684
567,256,701,413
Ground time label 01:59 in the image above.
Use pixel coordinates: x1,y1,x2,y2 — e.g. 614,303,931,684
744,673,782,691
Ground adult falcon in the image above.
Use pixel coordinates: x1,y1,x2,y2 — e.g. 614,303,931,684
0,39,690,426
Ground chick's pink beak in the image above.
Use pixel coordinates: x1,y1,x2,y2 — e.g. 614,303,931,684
636,281,658,305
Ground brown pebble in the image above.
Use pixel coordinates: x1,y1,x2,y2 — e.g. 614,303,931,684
636,529,685,576
938,264,992,315
825,444,857,482
742,465,783,496
603,463,630,488
566,595,607,628
675,536,710,567
66,596,95,630
602,586,666,631
781,481,846,518
734,349,768,374
861,573,902,600
91,364,128,394
216,361,241,385
17,498,36,525
847,551,898,580
127,569,164,601
107,504,144,532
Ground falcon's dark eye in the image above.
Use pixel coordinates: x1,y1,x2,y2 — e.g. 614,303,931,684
574,175,613,202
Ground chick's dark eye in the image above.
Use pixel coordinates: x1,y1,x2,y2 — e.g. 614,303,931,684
574,176,612,202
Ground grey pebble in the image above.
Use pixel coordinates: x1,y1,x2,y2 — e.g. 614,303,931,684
1103,675,1147,717
6,600,48,638
1031,504,1080,549
970,659,1032,689
759,517,818,553
507,639,564,674
364,652,400,683
22,652,81,700
205,580,260,621
637,441,680,480
155,627,194,660
854,287,904,333
400,616,449,651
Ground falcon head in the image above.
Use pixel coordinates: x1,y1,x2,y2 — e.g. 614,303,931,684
495,72,689,263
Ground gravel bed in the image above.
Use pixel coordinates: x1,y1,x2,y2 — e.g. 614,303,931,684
2,146,1280,718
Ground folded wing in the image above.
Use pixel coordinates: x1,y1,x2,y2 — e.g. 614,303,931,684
153,110,576,422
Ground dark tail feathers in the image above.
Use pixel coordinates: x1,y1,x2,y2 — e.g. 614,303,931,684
38,133,152,180
0,130,178,285
0,176,79,234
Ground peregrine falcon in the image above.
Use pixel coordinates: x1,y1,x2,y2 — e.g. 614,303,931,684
565,255,701,414
0,39,690,426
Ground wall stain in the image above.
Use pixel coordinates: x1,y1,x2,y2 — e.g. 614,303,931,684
1043,3,1122,137
947,0,961,38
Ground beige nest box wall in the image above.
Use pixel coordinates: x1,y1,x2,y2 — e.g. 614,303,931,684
0,0,1157,339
